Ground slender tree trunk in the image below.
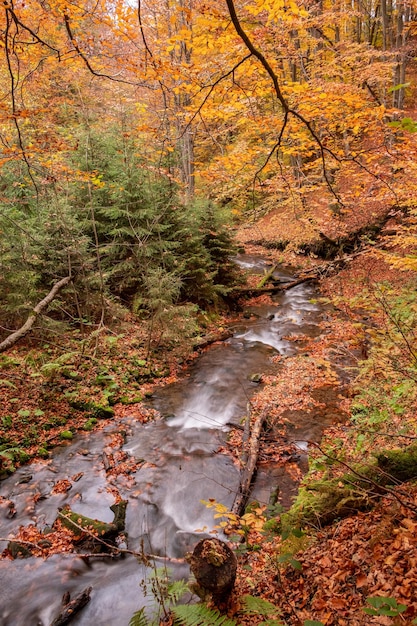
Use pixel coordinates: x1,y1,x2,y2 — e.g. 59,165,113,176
173,0,195,201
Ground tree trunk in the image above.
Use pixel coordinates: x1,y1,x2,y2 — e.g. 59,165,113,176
187,538,237,606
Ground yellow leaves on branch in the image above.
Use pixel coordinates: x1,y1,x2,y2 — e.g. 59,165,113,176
246,0,308,22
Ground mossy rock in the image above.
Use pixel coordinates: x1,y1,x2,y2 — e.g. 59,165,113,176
282,481,373,530
8,541,32,559
94,373,114,386
153,369,170,378
68,399,91,412
67,398,114,419
133,368,153,382
47,415,67,427
119,395,143,405
376,444,417,482
61,370,82,381
107,394,119,406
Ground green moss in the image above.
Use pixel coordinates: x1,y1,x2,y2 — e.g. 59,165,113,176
376,444,417,482
83,417,98,431
91,404,115,419
283,444,417,529
60,430,73,440
58,507,118,538
67,397,115,419
119,394,143,405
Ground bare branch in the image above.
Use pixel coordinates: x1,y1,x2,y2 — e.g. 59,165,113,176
63,11,136,86
0,275,72,353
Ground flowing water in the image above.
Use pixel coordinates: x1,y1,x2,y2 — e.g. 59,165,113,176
0,255,327,625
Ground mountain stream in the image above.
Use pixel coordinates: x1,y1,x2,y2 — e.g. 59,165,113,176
0,255,329,625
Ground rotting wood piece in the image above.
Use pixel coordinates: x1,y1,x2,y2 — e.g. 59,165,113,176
57,500,127,552
187,538,237,606
50,586,92,626
231,406,270,517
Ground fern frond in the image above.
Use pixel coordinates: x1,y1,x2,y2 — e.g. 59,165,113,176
166,579,190,605
172,604,237,626
128,607,149,626
242,595,282,618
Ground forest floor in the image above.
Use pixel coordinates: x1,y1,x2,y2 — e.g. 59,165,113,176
1,210,417,624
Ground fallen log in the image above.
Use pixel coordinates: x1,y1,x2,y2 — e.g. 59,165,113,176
256,264,277,288
235,275,315,296
50,587,92,626
193,328,233,350
0,275,72,352
231,405,270,517
237,242,384,299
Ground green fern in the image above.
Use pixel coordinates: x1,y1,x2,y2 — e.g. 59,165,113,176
166,579,190,605
242,594,283,618
128,607,148,626
172,604,237,626
240,595,285,625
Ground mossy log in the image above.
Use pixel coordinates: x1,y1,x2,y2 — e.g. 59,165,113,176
283,443,417,529
193,329,234,351
236,276,315,297
110,500,128,531
376,444,417,482
187,538,237,606
57,500,127,542
58,508,119,539
256,264,277,289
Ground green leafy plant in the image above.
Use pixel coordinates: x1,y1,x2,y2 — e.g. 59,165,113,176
240,594,284,624
172,604,237,625
362,595,407,617
128,608,148,626
130,567,189,626
0,445,29,472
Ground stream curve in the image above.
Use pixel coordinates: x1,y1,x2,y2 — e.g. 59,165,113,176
0,255,326,625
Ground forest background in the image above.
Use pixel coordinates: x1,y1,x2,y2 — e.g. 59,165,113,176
1,0,417,624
